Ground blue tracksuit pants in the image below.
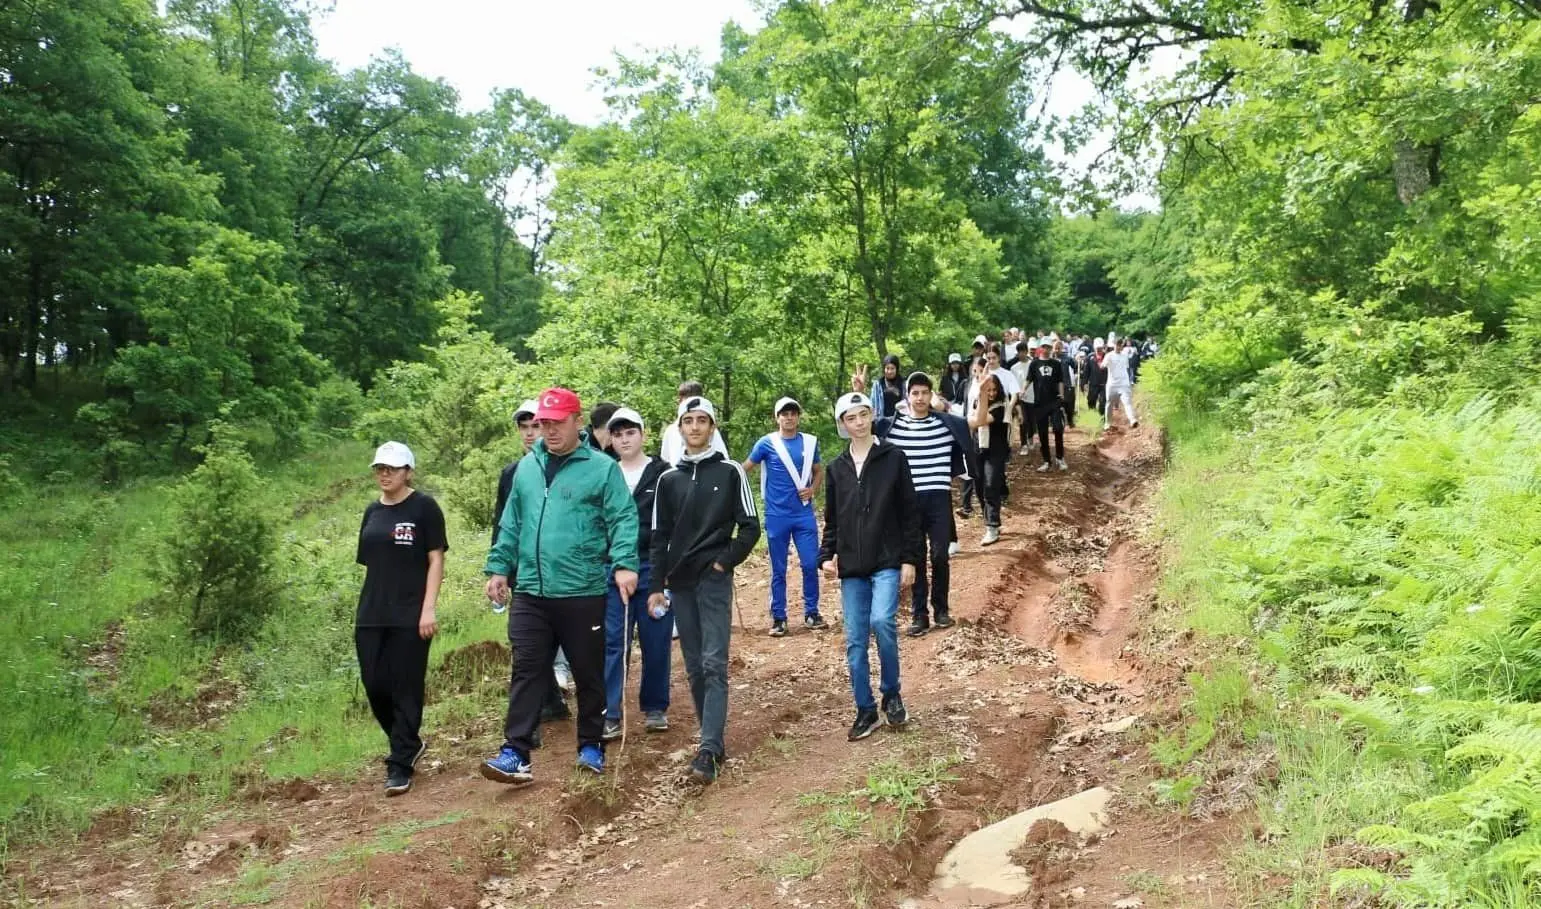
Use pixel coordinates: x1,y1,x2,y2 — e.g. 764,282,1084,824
766,510,821,622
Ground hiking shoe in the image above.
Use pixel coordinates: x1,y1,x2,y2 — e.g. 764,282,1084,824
1056,458,1068,471
982,526,1000,546
645,711,669,733
906,618,930,637
576,744,605,775
881,693,909,728
848,708,882,741
410,738,428,768
955,507,973,519
933,612,955,629
689,749,720,784
481,747,532,785
769,619,788,637
1036,462,1051,473
804,613,828,630
601,719,623,742
385,770,411,796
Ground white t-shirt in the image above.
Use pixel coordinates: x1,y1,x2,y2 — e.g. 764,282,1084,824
659,422,729,466
1104,350,1133,387
620,459,651,493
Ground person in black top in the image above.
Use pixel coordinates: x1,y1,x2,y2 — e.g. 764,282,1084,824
588,402,621,459
941,353,970,408
968,376,1011,546
356,441,447,796
1027,339,1069,472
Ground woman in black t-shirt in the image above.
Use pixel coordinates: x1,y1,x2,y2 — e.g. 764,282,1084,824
355,441,447,796
968,376,1010,547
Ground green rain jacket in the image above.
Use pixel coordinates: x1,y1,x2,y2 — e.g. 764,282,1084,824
484,436,640,597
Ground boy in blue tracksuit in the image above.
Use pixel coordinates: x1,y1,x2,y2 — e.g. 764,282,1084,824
744,397,826,637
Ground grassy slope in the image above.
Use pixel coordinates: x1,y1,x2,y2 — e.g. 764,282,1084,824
0,436,512,853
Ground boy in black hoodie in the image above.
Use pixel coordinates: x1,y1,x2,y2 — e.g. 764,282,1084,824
648,396,761,783
820,392,924,742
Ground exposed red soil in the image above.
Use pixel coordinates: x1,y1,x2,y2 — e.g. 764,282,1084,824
6,410,1250,909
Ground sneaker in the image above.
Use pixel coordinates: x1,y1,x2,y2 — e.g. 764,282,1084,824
601,719,623,742
955,507,973,519
410,739,428,769
385,770,411,796
1019,446,1031,456
804,613,828,630
906,618,930,637
1056,458,1068,471
576,744,604,775
848,708,882,741
1036,462,1051,472
981,526,1000,546
689,749,720,784
933,612,955,629
481,746,533,785
769,619,788,638
948,541,961,556
645,711,669,733
881,693,909,728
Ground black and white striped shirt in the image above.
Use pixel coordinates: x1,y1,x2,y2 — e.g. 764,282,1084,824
887,414,954,493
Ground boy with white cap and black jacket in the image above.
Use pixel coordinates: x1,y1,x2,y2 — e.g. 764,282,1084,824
648,396,762,784
820,392,923,741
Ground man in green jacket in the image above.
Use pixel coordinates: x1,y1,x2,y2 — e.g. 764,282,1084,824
481,388,640,784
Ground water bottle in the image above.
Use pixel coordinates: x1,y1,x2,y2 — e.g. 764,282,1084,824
650,589,671,620
489,596,506,615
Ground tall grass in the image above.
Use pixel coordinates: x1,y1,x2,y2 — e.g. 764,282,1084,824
0,438,512,853
1157,392,1541,904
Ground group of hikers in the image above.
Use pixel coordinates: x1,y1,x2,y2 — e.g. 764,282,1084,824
351,328,1155,796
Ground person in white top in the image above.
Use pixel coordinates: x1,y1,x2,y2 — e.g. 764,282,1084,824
1102,339,1139,430
659,380,729,465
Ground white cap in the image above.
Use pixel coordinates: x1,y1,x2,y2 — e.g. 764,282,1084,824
973,334,988,346
773,396,801,416
1093,337,1105,348
677,395,718,422
371,441,415,469
948,352,962,364
833,392,872,439
606,407,644,431
513,398,539,422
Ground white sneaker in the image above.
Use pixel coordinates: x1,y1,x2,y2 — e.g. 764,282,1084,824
981,527,1000,546
948,541,961,556
1036,462,1050,473
1018,446,1031,456
1056,459,1068,471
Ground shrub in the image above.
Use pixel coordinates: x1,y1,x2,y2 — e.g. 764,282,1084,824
312,374,365,433
154,421,278,643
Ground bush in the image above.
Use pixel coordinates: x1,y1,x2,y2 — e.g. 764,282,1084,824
154,422,278,643
313,374,365,433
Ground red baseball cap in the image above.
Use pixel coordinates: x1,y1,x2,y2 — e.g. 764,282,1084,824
534,387,582,421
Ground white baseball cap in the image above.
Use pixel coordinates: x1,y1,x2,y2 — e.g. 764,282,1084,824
513,398,539,423
773,396,801,416
606,407,644,431
948,352,962,364
973,334,988,346
371,441,415,469
833,392,873,439
677,395,718,422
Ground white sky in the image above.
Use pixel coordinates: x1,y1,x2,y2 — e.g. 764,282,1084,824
309,0,1153,207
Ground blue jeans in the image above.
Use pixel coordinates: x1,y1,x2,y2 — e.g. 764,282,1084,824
766,510,821,621
604,564,671,721
839,568,902,711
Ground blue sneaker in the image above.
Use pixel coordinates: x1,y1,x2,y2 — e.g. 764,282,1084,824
480,746,532,785
576,744,604,775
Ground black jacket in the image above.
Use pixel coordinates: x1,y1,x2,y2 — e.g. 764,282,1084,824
818,440,924,578
626,457,670,560
941,369,970,406
492,459,520,547
649,451,761,595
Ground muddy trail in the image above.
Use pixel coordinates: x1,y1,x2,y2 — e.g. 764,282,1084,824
11,419,1246,909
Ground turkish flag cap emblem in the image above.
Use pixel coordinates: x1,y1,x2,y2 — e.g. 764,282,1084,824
534,387,582,421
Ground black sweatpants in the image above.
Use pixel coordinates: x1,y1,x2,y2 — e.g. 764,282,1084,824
913,491,953,622
1016,401,1034,448
1086,383,1105,415
355,626,432,776
503,593,606,756
1034,405,1065,463
981,448,1008,527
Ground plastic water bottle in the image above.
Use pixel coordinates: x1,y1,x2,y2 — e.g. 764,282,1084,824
489,596,506,615
650,590,671,620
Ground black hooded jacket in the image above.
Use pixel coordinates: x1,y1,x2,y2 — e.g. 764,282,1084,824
626,457,670,559
649,450,762,595
818,440,924,579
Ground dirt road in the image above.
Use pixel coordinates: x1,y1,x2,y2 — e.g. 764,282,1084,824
15,420,1244,909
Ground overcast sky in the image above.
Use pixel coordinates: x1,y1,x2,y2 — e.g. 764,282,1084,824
308,0,1150,206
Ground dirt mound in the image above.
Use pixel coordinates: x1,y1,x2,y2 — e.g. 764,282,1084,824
433,638,510,696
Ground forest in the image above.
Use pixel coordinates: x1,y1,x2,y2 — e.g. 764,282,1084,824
3,0,1541,905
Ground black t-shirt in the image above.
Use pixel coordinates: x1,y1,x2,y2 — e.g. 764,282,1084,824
985,403,1010,457
356,491,449,627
